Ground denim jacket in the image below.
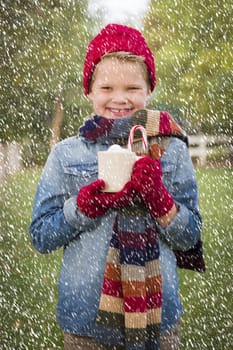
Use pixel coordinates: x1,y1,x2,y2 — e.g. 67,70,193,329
30,135,202,335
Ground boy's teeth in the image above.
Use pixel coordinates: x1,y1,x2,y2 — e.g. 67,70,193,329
112,109,128,112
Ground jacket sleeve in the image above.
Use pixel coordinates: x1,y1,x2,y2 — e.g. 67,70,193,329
29,145,100,254
158,138,202,251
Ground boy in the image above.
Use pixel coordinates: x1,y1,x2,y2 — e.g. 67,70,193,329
30,24,202,349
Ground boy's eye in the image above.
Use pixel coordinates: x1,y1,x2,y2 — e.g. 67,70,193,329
128,86,140,90
101,86,111,90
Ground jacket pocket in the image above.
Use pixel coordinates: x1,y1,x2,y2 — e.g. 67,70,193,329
161,161,175,191
64,162,98,195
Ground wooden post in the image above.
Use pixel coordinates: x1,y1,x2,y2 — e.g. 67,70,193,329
50,95,64,148
0,143,22,183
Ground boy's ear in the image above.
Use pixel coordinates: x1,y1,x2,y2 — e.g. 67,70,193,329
146,89,152,103
87,92,93,101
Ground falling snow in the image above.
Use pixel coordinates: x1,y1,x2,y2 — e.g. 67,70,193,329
0,0,232,349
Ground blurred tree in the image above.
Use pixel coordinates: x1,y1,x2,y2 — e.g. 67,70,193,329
1,0,93,162
144,0,233,134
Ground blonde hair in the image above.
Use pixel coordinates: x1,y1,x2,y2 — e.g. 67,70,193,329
90,51,151,90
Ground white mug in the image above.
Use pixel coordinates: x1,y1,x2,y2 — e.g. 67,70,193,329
98,125,148,193
98,145,137,192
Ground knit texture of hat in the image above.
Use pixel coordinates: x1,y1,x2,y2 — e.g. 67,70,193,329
83,23,156,95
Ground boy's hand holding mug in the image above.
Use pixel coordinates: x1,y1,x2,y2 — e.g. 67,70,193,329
131,156,174,219
77,179,136,218
77,156,175,221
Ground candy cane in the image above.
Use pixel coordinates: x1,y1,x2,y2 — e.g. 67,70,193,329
128,125,148,151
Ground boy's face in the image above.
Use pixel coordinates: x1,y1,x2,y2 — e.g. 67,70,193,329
88,57,151,119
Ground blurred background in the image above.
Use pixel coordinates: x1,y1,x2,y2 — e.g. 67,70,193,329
1,0,232,172
0,1,232,349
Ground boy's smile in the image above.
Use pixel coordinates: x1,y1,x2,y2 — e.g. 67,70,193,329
88,57,151,119
105,107,134,118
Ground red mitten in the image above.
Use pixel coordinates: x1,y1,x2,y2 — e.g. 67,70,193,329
131,157,174,218
77,179,136,218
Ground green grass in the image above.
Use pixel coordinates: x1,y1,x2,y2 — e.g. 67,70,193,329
0,168,63,350
179,168,233,349
0,167,232,349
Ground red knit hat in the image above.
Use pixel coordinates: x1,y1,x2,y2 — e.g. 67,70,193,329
83,23,156,95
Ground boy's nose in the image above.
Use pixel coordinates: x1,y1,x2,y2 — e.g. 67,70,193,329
111,92,128,104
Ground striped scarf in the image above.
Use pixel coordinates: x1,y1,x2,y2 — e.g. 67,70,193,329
96,213,162,349
80,109,186,349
